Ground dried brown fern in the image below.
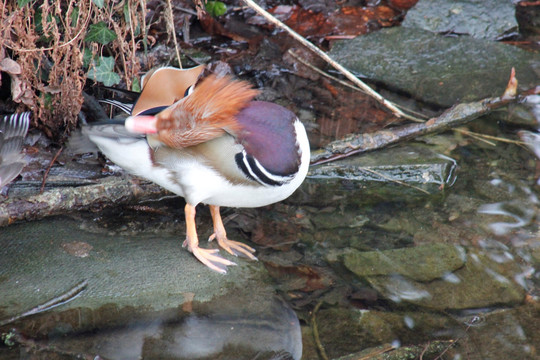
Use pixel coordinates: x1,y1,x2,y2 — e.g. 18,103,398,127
0,0,147,141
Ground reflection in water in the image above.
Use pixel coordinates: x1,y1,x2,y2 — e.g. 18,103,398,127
3,297,301,360
478,200,536,236
382,275,432,303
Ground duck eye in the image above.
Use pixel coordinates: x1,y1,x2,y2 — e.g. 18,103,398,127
183,85,194,97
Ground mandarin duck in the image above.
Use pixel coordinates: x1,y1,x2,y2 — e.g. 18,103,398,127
0,112,30,189
85,66,310,273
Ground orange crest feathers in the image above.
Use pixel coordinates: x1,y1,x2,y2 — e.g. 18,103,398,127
154,75,259,148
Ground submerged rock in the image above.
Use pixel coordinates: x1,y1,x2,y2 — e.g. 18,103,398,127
344,245,526,310
344,243,466,282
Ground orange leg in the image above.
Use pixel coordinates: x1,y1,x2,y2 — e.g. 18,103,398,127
208,205,257,260
182,203,236,274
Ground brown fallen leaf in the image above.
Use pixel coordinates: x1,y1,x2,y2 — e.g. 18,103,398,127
0,57,22,75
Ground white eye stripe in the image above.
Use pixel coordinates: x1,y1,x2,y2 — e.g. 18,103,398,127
184,85,195,97
235,150,295,187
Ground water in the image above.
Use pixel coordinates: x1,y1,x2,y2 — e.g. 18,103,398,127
1,116,539,359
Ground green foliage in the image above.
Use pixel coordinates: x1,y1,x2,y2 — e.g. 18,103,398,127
70,6,80,28
17,0,32,7
131,76,141,92
82,48,94,68
88,56,121,86
85,21,117,45
122,1,141,37
205,1,227,17
34,8,59,40
91,0,105,9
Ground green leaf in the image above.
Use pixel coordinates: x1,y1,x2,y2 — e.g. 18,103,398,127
82,48,94,68
123,1,130,24
131,76,141,93
92,0,105,9
85,21,117,45
88,56,121,86
17,0,32,6
205,1,227,17
70,6,80,28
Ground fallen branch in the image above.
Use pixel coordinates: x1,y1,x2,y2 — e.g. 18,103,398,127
0,177,170,227
311,84,539,165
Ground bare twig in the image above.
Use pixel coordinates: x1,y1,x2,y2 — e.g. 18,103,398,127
0,280,88,326
40,146,64,194
287,49,427,122
357,344,396,360
456,128,527,146
455,128,497,146
360,167,431,195
166,0,182,68
311,301,329,360
241,0,419,121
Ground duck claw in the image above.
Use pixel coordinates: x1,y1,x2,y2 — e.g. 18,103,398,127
190,245,237,274
209,233,258,260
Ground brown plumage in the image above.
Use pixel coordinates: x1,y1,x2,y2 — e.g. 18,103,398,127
131,66,205,116
154,75,259,148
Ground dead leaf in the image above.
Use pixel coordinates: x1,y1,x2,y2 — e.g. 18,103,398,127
388,0,420,11
11,75,34,106
0,58,22,75
264,262,334,292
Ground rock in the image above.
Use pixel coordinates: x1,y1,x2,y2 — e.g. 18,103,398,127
316,308,393,357
360,250,526,310
335,341,452,360
403,0,518,40
316,307,456,359
328,27,539,107
343,243,466,282
0,216,302,359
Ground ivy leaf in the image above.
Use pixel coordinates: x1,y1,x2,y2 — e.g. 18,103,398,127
85,21,117,45
205,1,227,17
131,76,141,93
82,48,94,68
92,0,105,9
88,56,121,86
70,6,80,28
17,0,32,7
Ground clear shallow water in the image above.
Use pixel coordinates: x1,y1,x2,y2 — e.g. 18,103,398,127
1,117,539,359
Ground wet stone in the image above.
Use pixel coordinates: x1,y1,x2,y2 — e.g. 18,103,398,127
0,216,268,320
328,27,540,107
343,243,466,282
362,250,526,310
403,0,518,39
0,216,303,359
316,308,385,357
316,307,456,359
